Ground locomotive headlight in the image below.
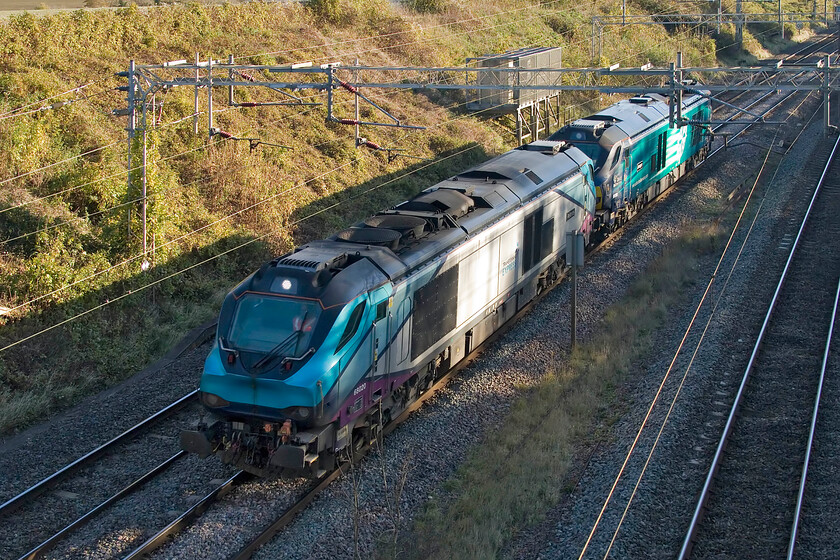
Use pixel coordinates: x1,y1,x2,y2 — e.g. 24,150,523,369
296,407,311,419
201,392,230,408
271,276,298,293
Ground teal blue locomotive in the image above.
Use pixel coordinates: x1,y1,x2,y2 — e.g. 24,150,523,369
549,92,710,234
181,93,710,478
181,140,596,477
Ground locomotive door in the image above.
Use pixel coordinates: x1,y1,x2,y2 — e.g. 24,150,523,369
622,147,630,193
614,144,628,202
368,286,392,407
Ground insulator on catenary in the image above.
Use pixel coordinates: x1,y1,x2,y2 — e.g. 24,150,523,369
337,80,358,94
238,71,256,82
363,140,382,150
238,102,259,107
339,118,360,125
215,129,234,139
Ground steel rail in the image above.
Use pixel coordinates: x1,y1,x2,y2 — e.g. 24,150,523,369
18,451,187,560
781,33,838,64
122,470,250,560
678,132,840,560
0,390,199,519
786,277,840,560
704,49,828,153
709,34,831,112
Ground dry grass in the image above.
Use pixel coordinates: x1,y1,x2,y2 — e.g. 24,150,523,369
402,227,721,560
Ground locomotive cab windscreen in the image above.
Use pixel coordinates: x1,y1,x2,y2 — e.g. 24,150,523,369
226,294,322,361
550,130,609,171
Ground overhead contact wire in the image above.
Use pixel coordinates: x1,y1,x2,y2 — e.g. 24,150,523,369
0,141,477,353
0,82,100,119
3,92,501,315
0,97,504,347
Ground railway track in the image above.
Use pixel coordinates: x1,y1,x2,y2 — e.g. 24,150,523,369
793,283,840,558
0,391,198,520
678,133,840,559
0,391,210,560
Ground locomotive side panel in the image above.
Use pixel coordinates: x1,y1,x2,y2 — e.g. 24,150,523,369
456,238,501,326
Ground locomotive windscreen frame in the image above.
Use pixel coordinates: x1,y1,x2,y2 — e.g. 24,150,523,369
411,266,459,360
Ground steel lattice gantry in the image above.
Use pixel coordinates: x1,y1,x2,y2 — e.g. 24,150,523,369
590,12,838,59
118,56,840,261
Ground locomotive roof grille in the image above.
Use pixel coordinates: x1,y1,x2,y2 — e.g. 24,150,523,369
523,169,542,184
516,140,568,155
569,119,607,132
457,170,511,181
277,258,323,271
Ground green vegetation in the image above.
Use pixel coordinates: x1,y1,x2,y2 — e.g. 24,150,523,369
0,0,813,436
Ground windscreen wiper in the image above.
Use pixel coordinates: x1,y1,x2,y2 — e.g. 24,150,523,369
252,311,309,370
252,330,300,370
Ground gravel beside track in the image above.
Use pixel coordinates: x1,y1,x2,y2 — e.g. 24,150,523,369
0,343,213,559
146,476,311,559
504,104,833,558
796,325,840,559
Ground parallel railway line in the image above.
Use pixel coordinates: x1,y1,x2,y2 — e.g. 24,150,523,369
0,391,198,520
678,134,840,559
788,278,840,559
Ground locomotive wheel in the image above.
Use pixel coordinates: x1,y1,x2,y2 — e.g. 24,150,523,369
352,427,369,454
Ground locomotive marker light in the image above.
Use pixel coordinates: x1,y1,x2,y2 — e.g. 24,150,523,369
566,230,585,348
